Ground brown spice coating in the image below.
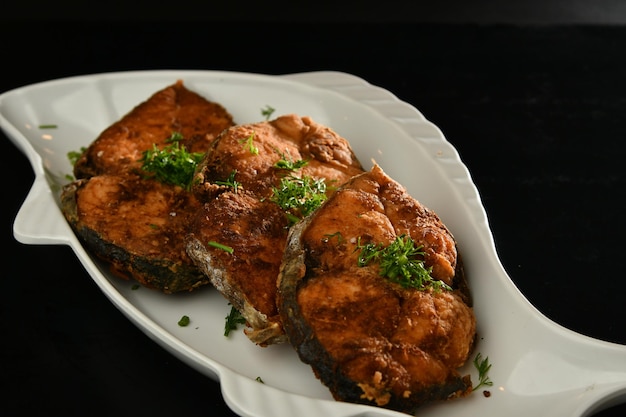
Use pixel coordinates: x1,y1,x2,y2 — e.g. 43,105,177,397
193,114,364,200
186,114,365,345
62,174,209,293
278,164,476,413
186,191,290,344
73,80,234,179
62,80,232,292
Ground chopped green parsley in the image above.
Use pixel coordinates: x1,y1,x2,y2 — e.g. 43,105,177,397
224,305,246,337
269,175,327,225
357,234,452,291
472,353,494,391
239,132,259,155
214,170,241,193
208,241,234,254
273,151,308,171
322,231,344,244
178,315,191,327
67,147,86,167
261,105,275,120
139,132,204,190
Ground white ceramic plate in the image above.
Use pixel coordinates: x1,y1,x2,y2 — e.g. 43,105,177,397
2,70,625,417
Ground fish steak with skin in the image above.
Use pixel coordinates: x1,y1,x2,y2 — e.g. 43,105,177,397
186,114,365,345
61,80,235,293
73,80,234,179
277,164,476,413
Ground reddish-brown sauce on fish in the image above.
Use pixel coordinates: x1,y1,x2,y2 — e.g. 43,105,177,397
186,114,365,345
60,79,479,413
73,80,234,179
278,164,476,413
62,174,209,292
62,80,234,292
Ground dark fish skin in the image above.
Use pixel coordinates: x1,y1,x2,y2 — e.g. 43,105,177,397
277,164,476,413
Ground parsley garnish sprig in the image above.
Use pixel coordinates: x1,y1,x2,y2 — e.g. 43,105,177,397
357,234,452,291
273,151,308,171
269,175,327,224
472,353,494,391
139,132,204,190
67,147,86,167
208,241,234,254
214,170,241,193
261,105,275,120
239,132,259,155
224,305,246,337
177,315,190,327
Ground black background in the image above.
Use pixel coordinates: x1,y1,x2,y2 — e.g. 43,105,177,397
2,1,625,416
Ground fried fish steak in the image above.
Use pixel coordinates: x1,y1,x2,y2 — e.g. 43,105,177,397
73,79,234,179
62,174,210,293
277,164,476,413
186,114,365,345
62,80,233,292
192,113,364,201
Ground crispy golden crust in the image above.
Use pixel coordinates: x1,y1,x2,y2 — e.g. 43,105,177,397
278,164,476,413
74,80,234,179
186,114,365,345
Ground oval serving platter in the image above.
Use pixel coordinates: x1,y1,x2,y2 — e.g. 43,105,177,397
1,70,625,417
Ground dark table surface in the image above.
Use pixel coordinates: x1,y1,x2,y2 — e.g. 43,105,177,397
1,18,625,417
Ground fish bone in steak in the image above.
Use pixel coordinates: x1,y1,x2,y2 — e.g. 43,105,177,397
186,114,365,345
61,80,234,292
277,164,476,413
